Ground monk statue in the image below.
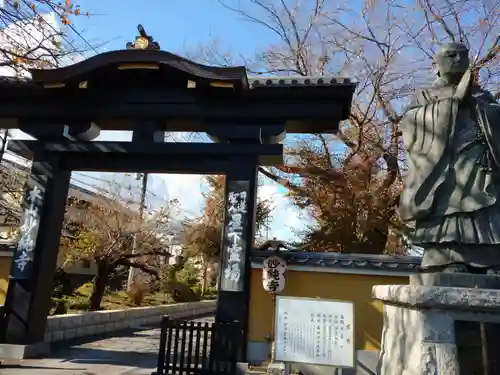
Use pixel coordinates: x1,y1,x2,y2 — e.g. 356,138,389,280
400,43,500,274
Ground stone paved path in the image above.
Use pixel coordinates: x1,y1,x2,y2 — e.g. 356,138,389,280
0,316,214,375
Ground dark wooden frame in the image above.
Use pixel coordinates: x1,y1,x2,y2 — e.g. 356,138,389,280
154,315,244,375
0,47,355,360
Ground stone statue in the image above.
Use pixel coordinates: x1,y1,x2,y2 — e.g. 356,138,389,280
400,43,500,274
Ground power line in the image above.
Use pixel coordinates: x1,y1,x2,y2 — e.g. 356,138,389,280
20,0,96,63
3,149,206,218
42,1,99,55
69,176,165,203
71,172,166,200
1,154,197,209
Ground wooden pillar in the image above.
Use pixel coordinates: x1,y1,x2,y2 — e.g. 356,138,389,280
1,153,71,352
216,157,258,361
131,120,165,144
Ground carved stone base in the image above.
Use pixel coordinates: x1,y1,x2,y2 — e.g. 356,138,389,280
420,244,500,269
411,271,500,288
373,280,500,375
266,361,290,375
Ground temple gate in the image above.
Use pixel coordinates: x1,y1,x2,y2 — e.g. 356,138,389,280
0,26,355,361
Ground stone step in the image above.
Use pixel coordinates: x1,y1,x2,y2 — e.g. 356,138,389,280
247,365,268,374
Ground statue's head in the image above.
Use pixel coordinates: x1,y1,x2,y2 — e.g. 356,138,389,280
434,43,469,77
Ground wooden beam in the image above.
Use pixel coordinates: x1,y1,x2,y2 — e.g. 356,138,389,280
7,140,284,172
210,81,234,88
0,100,342,132
9,140,283,155
117,63,160,70
57,155,271,174
43,83,65,88
0,82,354,133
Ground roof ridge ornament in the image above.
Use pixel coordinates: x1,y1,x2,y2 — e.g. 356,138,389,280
126,24,160,51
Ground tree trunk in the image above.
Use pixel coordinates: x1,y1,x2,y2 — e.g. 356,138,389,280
89,261,109,311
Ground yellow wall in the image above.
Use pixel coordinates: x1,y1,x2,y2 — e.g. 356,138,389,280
0,256,11,305
249,268,408,351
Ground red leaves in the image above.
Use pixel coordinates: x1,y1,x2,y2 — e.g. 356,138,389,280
263,133,404,254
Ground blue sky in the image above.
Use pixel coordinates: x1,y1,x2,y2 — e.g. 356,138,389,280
72,0,279,59
7,1,310,242
70,0,313,242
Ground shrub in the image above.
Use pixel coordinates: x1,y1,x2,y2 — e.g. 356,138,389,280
168,282,201,303
191,284,202,297
50,268,75,315
127,281,148,306
175,263,200,286
148,278,161,293
52,268,73,298
204,286,217,299
69,301,91,311
50,296,69,315
75,282,94,297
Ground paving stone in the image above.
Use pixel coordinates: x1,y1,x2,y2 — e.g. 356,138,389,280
0,316,214,375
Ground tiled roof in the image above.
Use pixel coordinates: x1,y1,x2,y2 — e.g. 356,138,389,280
257,239,289,251
1,72,356,91
251,250,421,274
248,76,355,89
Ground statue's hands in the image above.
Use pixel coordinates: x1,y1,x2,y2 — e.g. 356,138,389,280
454,68,473,103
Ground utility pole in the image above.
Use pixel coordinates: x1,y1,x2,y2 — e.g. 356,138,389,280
266,217,270,240
126,172,148,290
0,130,9,164
0,130,10,204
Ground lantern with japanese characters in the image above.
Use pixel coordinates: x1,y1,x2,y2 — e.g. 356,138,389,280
262,256,287,294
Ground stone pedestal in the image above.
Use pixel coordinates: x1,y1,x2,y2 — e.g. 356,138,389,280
373,273,500,375
266,361,290,375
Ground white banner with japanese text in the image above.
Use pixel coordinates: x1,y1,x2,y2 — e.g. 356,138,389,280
220,180,250,292
11,182,44,279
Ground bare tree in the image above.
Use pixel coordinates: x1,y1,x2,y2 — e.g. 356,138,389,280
0,1,98,234
0,160,26,241
60,183,178,310
196,0,499,253
0,0,95,75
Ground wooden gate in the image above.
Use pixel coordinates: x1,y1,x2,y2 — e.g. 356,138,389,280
153,315,244,375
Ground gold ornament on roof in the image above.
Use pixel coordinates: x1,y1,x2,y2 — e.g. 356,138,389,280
126,24,160,51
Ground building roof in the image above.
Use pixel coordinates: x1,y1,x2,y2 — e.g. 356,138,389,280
0,46,357,135
251,250,421,274
249,76,353,88
257,239,289,251
0,72,356,92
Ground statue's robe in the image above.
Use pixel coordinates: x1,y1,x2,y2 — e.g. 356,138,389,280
400,78,500,266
